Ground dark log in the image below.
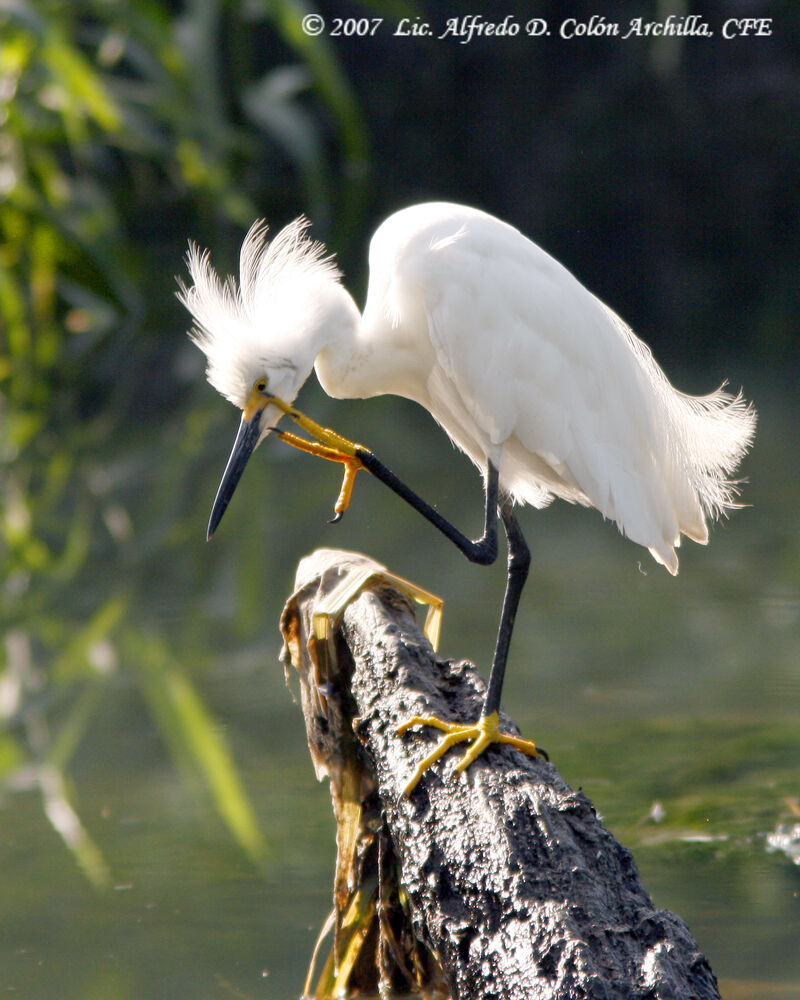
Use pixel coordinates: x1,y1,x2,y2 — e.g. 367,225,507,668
280,548,720,1000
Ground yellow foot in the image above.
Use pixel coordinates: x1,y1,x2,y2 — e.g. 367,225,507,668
397,710,547,796
266,394,368,520
267,393,366,458
272,427,365,521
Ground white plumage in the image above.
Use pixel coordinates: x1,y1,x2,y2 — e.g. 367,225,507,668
181,201,755,574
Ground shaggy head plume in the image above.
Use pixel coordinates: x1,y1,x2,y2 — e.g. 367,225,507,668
178,217,341,407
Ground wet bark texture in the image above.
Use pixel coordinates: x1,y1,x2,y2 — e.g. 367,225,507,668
281,548,721,1000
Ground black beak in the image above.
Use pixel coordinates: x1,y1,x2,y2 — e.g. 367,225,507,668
207,411,263,540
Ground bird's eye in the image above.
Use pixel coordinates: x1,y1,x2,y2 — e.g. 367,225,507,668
254,378,268,394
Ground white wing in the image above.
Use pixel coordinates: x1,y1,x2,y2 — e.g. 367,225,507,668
369,203,755,573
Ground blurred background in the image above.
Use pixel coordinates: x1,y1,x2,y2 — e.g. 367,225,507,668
1,0,798,997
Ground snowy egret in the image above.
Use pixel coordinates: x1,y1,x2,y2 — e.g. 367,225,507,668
179,202,755,795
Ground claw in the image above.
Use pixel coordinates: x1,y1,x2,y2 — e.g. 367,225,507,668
399,710,546,796
330,455,364,522
268,414,366,521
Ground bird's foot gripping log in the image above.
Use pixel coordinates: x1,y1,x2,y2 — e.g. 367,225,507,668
398,710,546,797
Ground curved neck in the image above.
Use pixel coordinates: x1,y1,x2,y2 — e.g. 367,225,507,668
314,283,434,404
313,284,372,400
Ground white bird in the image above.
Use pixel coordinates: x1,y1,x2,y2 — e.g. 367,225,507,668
180,202,756,794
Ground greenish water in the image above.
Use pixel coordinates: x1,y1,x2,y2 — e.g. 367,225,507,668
2,383,798,999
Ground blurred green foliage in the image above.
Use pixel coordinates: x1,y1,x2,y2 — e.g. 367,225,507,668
0,0,375,877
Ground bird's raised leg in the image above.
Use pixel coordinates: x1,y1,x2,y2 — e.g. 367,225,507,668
353,449,499,565
399,499,547,796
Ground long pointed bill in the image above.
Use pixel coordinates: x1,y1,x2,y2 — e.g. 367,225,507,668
207,410,263,540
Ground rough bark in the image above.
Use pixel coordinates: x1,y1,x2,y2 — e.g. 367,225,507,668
281,548,721,1000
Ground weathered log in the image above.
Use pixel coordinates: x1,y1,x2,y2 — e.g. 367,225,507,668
280,548,720,1000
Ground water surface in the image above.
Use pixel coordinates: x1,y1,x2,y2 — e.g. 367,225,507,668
2,384,797,999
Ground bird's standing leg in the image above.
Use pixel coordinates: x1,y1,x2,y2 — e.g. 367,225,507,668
483,500,532,717
399,498,546,796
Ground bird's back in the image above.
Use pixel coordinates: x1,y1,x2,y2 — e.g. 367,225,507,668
362,203,755,573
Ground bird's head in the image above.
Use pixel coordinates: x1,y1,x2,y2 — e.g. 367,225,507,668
178,216,341,538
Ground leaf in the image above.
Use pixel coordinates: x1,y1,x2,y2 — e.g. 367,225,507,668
39,30,122,135
135,633,266,864
39,763,113,890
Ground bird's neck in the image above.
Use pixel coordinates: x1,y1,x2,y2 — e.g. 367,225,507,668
312,283,374,400
313,279,432,404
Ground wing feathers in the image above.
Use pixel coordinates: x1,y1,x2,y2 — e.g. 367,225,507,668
387,204,755,572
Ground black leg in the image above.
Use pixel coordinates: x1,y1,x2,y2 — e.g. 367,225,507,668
482,498,530,718
355,449,528,715
381,473,545,794
269,399,499,565
356,448,499,566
